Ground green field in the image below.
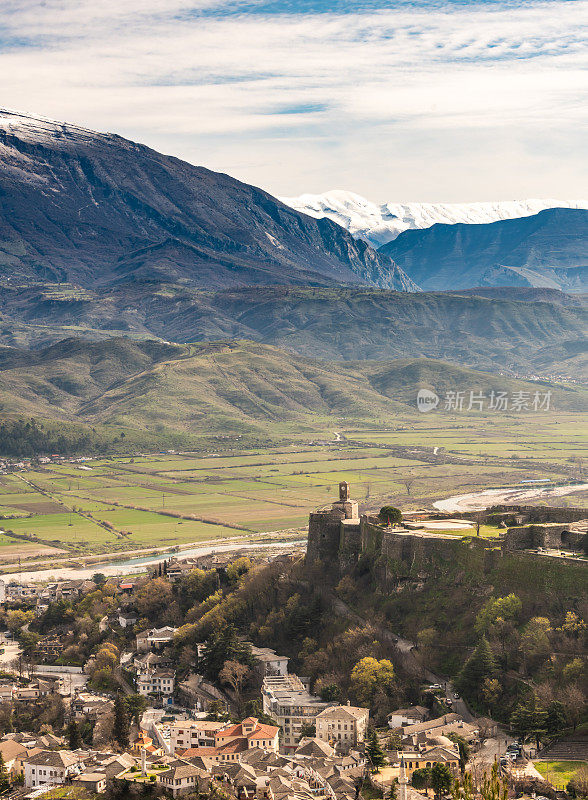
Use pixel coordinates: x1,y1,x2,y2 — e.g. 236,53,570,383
0,410,584,563
535,761,587,788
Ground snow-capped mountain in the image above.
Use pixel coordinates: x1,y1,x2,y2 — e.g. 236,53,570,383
280,190,588,247
0,109,418,292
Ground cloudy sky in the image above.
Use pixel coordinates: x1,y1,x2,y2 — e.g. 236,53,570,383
1,0,587,201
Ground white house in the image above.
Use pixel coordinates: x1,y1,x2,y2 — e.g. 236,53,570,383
24,750,83,788
157,759,206,797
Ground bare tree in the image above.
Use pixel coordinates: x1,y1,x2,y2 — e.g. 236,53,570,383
219,660,251,713
402,478,415,496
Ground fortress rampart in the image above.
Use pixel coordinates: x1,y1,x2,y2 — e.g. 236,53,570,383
306,483,587,581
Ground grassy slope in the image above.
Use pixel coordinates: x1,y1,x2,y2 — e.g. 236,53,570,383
0,338,584,445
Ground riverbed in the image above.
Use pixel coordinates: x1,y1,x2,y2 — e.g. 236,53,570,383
433,482,588,513
1,539,306,583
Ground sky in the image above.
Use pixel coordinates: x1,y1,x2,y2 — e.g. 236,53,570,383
1,0,587,201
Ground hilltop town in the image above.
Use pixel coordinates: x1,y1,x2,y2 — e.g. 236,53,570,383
0,483,584,800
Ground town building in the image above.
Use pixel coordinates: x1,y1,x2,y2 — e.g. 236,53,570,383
24,750,83,788
315,705,369,753
157,759,207,797
136,626,177,652
137,668,175,702
249,644,289,677
170,720,225,754
261,674,333,750
118,611,138,628
388,706,429,728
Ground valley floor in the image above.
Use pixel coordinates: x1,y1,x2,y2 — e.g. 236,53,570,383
0,411,584,567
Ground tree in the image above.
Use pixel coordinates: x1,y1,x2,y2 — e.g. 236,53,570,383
545,700,567,737
451,770,474,800
67,719,81,750
365,729,386,771
412,767,432,790
431,762,453,799
560,611,586,639
350,657,395,706
402,478,415,496
225,557,251,585
567,765,588,799
113,694,130,750
510,694,547,748
481,678,502,712
201,625,252,681
456,637,496,705
125,693,148,726
475,594,522,636
300,722,316,738
0,753,10,793
135,577,174,620
379,506,402,526
562,658,585,685
480,762,508,800
520,617,552,671
93,573,107,586
447,733,470,772
219,660,251,713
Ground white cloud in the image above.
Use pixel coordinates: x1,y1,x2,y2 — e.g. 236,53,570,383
0,0,586,200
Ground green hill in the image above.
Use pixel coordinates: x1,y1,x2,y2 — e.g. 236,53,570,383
0,338,584,454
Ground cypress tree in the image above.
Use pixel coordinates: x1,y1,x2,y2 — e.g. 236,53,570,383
0,753,10,793
456,636,497,705
67,720,81,750
365,730,386,771
510,694,548,748
113,693,130,749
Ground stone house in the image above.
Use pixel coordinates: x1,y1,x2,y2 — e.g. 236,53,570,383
315,705,369,753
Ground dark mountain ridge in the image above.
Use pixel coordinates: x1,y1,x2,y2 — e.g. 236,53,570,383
0,110,416,291
0,284,585,376
379,208,588,292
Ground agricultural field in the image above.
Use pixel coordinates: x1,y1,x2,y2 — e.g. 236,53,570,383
0,411,584,564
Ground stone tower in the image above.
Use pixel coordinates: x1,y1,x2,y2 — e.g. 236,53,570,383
398,753,408,800
306,482,359,565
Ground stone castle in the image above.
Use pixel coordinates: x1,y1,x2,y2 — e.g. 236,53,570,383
306,483,588,578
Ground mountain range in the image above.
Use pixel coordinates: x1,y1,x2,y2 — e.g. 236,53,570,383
0,110,416,292
0,109,585,386
0,285,585,377
282,189,588,247
380,208,588,293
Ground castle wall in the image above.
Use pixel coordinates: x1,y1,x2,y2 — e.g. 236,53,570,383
306,509,346,566
504,523,579,551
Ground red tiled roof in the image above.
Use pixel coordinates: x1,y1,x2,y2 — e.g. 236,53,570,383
216,722,278,741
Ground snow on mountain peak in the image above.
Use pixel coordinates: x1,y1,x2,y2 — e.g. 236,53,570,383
280,191,588,247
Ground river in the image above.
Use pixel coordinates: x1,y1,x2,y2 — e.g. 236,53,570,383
1,539,306,583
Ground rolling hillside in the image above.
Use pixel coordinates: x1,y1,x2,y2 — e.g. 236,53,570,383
0,339,584,446
0,286,584,376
